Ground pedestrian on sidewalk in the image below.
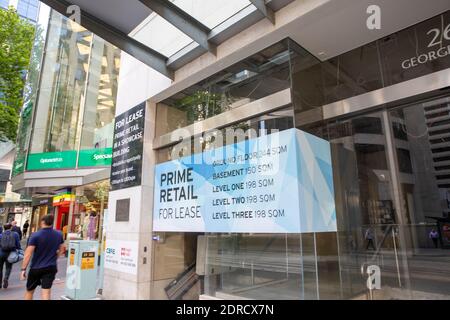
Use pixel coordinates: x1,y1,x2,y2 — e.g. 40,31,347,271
20,215,65,300
22,220,29,239
365,227,376,250
11,221,23,241
0,223,21,289
429,228,439,248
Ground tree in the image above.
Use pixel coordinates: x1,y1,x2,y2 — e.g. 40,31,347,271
0,7,35,142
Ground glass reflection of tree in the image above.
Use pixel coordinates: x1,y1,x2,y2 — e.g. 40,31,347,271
176,90,225,124
94,180,110,240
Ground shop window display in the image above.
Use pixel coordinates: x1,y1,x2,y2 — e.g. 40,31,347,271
71,180,109,241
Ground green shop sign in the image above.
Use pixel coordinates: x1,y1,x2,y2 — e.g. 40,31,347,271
27,151,77,170
12,156,25,176
78,148,113,167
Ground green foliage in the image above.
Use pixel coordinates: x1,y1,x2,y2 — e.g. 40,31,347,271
175,90,225,124
0,7,35,142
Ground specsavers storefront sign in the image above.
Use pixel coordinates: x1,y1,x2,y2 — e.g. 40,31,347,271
26,148,113,171
152,128,337,234
78,148,113,167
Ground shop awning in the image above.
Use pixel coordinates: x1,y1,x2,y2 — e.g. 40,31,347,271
39,0,293,79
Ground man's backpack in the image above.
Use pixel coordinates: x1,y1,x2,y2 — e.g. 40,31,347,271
0,231,16,251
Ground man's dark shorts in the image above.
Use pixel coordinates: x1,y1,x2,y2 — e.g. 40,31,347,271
26,266,57,291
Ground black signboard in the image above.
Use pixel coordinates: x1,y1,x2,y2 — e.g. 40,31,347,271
110,103,146,191
116,198,130,222
31,197,52,207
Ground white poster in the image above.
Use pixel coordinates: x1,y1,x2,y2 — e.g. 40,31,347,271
153,128,336,233
104,239,139,275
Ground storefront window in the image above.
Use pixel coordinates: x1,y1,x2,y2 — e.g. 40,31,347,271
156,40,293,136
78,35,120,167
303,112,406,299
72,180,109,240
151,14,450,299
388,96,450,298
153,107,295,299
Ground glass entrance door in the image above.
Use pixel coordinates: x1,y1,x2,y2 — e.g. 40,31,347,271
387,95,450,299
306,111,411,300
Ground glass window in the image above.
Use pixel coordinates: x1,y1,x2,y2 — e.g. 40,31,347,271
0,0,9,9
156,106,294,163
300,112,407,299
173,0,251,29
30,13,92,154
12,4,50,175
156,40,293,136
379,11,450,87
352,117,383,135
396,148,413,174
152,232,200,299
16,1,27,17
388,96,450,297
154,107,300,300
79,35,120,152
72,180,110,241
25,4,38,21
131,13,193,57
392,121,408,141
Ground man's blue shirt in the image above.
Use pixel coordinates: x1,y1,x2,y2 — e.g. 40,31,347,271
28,228,64,269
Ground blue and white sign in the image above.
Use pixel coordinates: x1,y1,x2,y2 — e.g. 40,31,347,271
152,128,336,233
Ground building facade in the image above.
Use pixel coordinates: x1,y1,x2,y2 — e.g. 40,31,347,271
0,0,40,23
12,0,450,300
11,4,120,238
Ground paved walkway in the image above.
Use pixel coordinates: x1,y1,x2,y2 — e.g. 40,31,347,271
0,257,67,300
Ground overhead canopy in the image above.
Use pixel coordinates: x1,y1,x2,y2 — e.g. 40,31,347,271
39,0,292,79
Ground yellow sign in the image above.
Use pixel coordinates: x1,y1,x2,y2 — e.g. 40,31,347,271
81,251,95,270
69,248,75,265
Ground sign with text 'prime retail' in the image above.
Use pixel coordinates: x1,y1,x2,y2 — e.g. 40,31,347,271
110,103,145,191
153,128,336,233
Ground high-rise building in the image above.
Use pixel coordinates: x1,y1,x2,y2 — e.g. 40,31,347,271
0,0,39,23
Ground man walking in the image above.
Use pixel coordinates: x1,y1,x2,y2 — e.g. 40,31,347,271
22,220,30,239
11,221,23,241
365,227,376,250
429,228,440,248
20,215,64,300
0,223,21,289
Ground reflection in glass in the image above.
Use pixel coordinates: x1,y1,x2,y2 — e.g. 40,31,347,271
30,13,91,153
156,40,294,136
79,36,120,151
302,112,407,299
389,97,450,298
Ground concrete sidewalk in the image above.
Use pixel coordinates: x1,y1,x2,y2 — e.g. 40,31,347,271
0,257,67,300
